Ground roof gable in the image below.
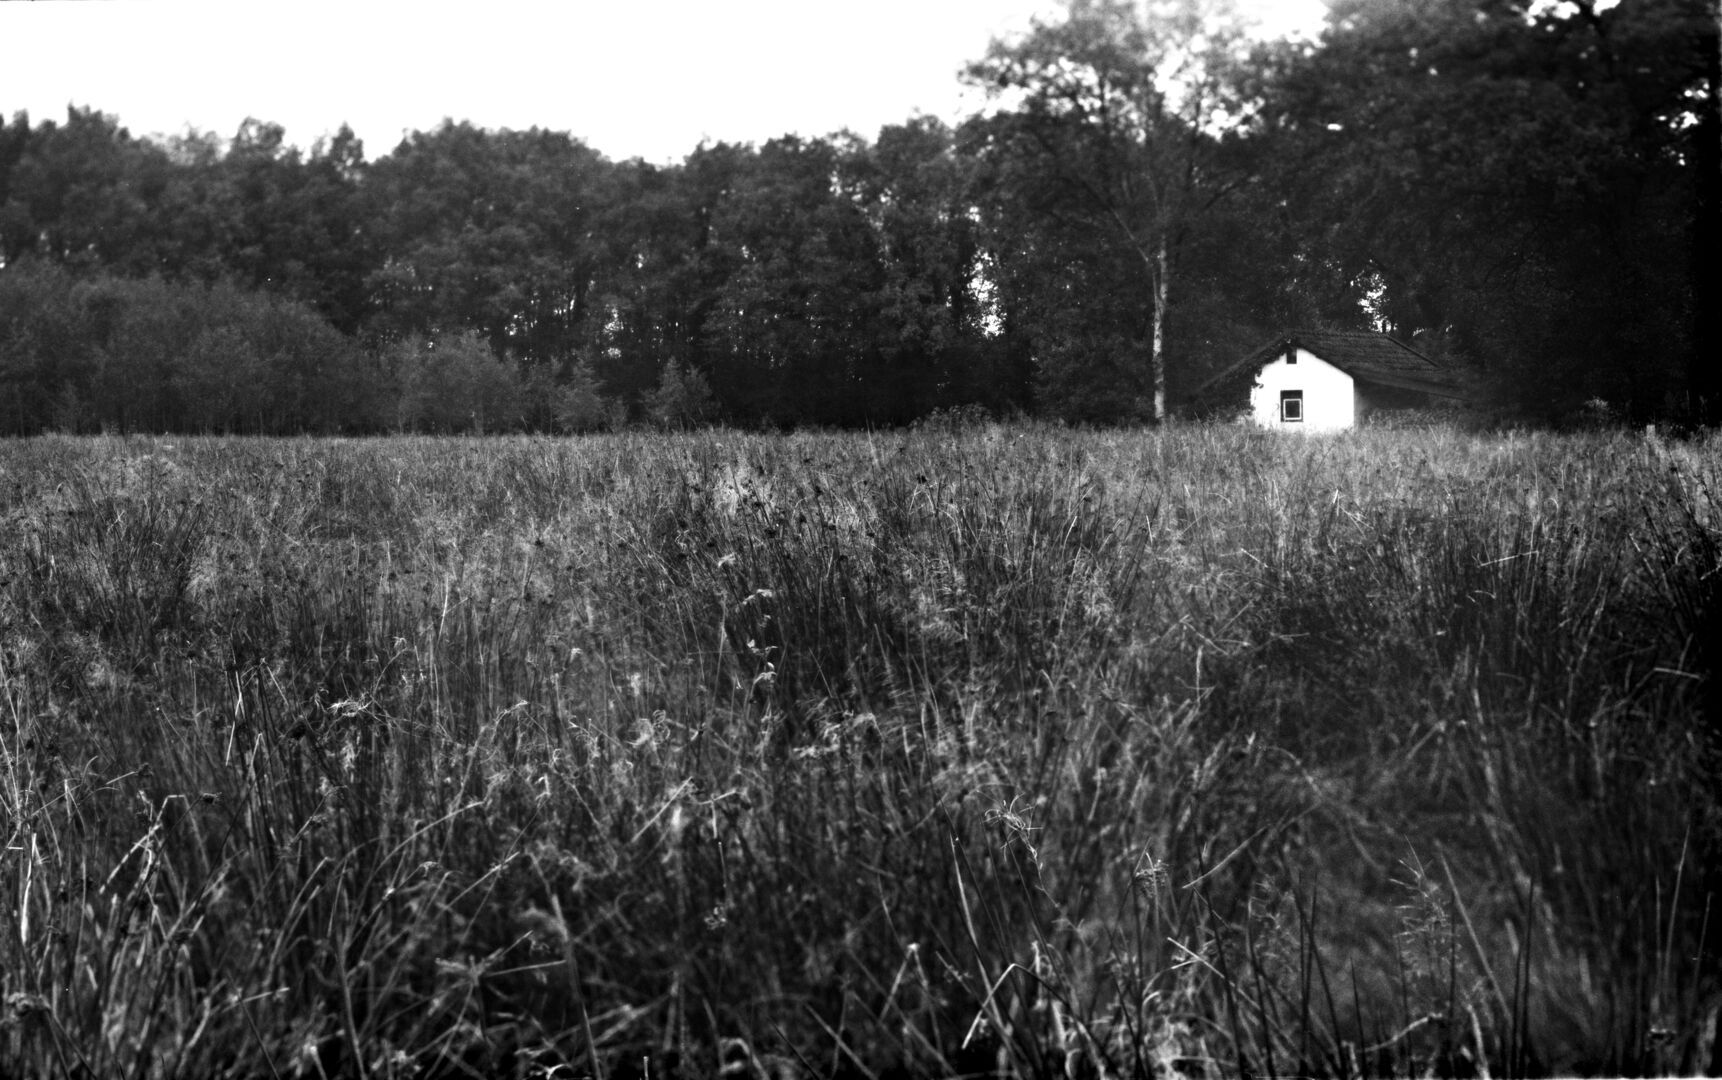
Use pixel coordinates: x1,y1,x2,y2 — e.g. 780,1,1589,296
1287,330,1445,382
1196,330,1468,400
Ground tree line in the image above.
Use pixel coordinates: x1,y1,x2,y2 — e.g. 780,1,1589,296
1,0,1715,434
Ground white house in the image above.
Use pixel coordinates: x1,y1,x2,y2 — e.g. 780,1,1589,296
1195,330,1468,431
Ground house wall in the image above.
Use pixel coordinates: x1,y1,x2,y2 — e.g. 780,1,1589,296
1249,347,1354,431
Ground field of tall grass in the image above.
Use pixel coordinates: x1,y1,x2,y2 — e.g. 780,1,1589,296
1,423,1718,1079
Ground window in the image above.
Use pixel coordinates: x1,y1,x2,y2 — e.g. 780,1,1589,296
1285,345,1298,365
1280,390,1303,422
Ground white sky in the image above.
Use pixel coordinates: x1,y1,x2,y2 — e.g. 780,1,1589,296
1,0,1326,166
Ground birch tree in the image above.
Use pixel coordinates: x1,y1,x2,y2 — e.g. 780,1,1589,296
964,0,1257,421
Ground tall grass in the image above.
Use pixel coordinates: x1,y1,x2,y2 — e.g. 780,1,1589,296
0,424,1716,1078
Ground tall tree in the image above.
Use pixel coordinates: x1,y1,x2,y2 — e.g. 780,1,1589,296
582,147,745,409
847,118,1027,420
964,0,1258,421
219,120,376,333
588,129,1013,427
362,121,611,365
0,110,41,268
0,107,167,273
697,134,889,425
1260,0,1718,416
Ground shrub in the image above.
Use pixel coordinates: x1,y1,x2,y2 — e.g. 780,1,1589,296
387,329,523,433
0,259,382,434
644,359,717,429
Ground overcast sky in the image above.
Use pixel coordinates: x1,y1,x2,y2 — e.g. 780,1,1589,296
1,0,1326,166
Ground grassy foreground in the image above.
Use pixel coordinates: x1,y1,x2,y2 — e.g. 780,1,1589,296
1,424,1717,1079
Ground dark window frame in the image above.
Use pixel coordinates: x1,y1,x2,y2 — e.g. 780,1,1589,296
1280,390,1304,422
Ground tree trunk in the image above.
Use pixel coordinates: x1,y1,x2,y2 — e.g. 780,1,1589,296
1150,234,1168,423
1690,9,1722,422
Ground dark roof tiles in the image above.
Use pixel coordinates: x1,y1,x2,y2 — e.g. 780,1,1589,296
1197,329,1469,399
1272,330,1445,380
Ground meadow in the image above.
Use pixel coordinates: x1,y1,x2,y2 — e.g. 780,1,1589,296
0,423,1716,1079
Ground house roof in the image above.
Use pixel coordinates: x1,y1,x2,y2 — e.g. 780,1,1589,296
1196,330,1471,400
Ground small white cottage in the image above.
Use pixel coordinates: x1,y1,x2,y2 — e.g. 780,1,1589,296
1196,330,1468,431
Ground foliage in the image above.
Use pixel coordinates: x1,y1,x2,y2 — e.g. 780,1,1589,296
0,260,385,434
0,109,1027,429
1,0,1716,427
643,358,717,429
362,121,607,364
695,135,889,425
384,329,524,434
1256,0,1718,419
963,0,1265,421
0,426,1717,1077
549,358,622,433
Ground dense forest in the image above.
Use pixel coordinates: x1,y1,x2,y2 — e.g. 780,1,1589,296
1,0,1716,433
